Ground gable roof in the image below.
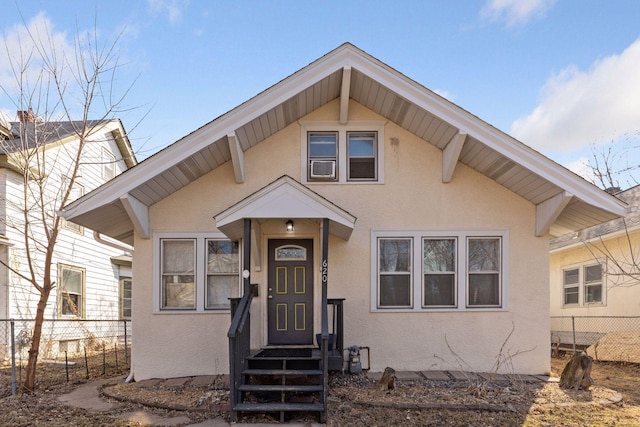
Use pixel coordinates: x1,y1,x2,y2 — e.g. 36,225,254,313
551,185,640,252
215,175,356,241
1,119,136,168
60,43,628,245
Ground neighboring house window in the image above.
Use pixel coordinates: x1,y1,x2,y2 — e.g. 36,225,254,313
120,278,132,319
155,233,241,312
61,178,84,234
562,262,604,306
206,239,240,309
372,230,507,311
347,132,377,181
301,121,384,184
102,148,116,180
59,264,85,317
161,239,196,309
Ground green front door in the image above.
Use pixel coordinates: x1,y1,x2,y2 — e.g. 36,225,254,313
267,239,314,345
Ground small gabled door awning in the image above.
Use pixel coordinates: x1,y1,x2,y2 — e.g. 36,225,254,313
214,175,356,241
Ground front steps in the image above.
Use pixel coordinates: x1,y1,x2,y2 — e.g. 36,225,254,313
233,348,326,423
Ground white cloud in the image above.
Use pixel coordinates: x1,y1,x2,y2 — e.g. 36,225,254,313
147,0,190,25
0,13,75,111
511,39,640,153
480,0,556,28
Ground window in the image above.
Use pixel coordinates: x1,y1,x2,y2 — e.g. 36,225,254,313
59,265,85,317
378,238,412,308
562,262,604,306
301,121,384,184
120,278,132,319
102,148,116,180
308,132,337,180
423,238,456,307
161,239,196,309
372,230,507,311
206,240,240,309
62,178,84,234
154,233,241,312
467,238,501,307
347,132,377,180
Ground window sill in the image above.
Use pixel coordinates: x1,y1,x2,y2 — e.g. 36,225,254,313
371,307,508,313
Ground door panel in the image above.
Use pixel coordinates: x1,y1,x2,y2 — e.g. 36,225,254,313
268,239,313,345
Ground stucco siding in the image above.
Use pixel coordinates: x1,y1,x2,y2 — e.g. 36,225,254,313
132,100,550,379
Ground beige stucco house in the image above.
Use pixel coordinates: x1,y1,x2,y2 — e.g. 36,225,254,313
60,44,628,419
550,185,640,354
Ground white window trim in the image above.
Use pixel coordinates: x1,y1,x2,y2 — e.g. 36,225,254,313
300,120,385,184
58,264,86,318
102,147,116,180
370,229,509,312
561,260,606,308
153,232,242,314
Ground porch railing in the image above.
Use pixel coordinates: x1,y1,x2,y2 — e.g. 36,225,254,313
228,291,254,416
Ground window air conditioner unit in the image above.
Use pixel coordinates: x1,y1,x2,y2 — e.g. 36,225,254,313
310,160,336,178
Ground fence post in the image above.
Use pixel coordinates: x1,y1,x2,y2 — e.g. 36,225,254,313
123,320,128,365
571,315,576,354
10,319,16,396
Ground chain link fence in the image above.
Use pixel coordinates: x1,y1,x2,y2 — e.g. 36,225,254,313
551,316,640,363
0,319,130,397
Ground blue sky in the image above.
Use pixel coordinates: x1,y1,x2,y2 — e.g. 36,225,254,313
1,1,640,188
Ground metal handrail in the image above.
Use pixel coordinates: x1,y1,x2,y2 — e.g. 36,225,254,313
228,292,253,421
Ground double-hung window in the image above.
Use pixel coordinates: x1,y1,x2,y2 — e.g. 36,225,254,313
347,132,377,180
423,238,456,307
206,239,240,309
155,234,240,312
373,230,507,311
59,264,85,318
378,238,412,308
301,121,384,184
562,262,604,306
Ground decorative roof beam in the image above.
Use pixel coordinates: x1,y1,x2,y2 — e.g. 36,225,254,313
227,133,245,183
536,191,573,237
339,66,352,124
120,193,150,239
442,132,467,183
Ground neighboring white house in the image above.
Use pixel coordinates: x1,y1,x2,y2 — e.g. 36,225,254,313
0,113,136,344
550,185,640,357
61,44,629,384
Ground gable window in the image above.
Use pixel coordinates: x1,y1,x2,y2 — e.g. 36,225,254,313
347,132,377,180
372,230,508,311
308,132,338,180
102,147,116,180
120,278,132,319
206,239,240,309
562,262,604,306
154,233,241,312
301,121,384,184
59,264,85,318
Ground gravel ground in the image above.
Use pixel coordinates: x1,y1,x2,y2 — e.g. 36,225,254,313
1,357,639,426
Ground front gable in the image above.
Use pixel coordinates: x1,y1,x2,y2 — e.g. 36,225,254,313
61,43,627,245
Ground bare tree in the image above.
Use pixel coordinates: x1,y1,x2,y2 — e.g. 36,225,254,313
584,135,640,191
0,16,134,392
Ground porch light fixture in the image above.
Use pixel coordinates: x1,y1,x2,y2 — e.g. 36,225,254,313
286,219,294,232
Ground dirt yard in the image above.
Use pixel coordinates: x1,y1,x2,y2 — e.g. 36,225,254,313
0,354,639,426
